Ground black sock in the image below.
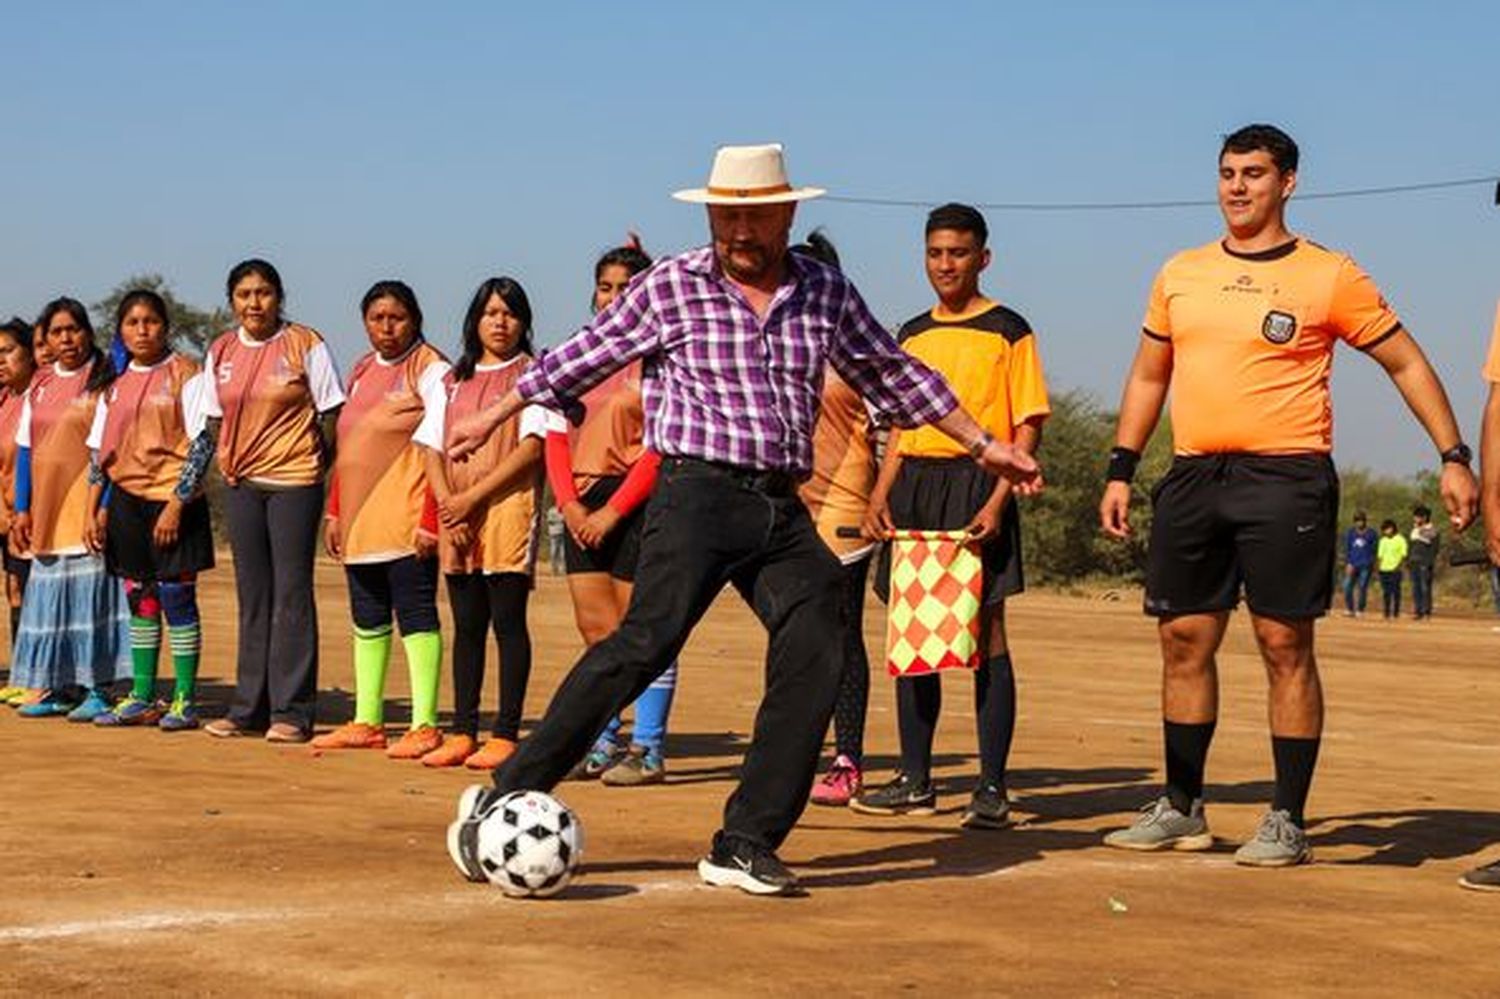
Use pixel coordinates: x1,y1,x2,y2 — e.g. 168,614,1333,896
1163,720,1216,813
896,675,940,784
8,605,19,645
1271,736,1320,827
974,653,1015,786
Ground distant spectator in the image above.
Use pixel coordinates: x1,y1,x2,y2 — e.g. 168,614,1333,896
1407,505,1438,620
1342,511,1378,617
1376,519,1408,620
545,506,565,575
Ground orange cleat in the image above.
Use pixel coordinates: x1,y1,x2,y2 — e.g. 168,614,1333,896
464,737,517,771
310,721,387,750
421,733,478,768
386,725,443,760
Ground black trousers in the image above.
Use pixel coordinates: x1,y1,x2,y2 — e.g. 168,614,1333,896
223,482,323,732
492,457,845,850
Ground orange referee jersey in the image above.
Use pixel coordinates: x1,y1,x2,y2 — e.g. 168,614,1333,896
1143,239,1402,455
1481,300,1500,383
895,298,1050,458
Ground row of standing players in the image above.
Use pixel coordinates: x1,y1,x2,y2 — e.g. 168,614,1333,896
0,237,932,801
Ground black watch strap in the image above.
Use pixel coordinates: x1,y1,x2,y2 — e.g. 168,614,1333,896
1440,442,1473,466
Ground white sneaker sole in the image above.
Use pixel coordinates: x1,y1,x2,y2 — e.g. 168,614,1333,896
1458,875,1500,892
1233,846,1312,868
697,858,795,896
1104,830,1215,852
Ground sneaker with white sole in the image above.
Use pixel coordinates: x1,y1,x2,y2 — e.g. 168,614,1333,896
1233,809,1312,867
1103,795,1213,851
446,784,500,883
697,833,799,896
1459,857,1500,892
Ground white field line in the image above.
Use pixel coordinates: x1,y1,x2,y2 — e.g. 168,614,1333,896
0,908,290,942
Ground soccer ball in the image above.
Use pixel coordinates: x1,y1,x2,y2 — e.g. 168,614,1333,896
474,790,583,898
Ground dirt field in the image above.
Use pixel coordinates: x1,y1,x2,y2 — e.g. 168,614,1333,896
2,559,1498,996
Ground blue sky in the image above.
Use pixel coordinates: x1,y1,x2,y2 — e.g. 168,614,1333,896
2,1,1496,473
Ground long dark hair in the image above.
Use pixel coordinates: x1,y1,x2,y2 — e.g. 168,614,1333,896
790,229,841,271
114,288,171,369
0,317,33,352
38,296,114,393
360,279,424,343
453,277,533,381
225,258,286,325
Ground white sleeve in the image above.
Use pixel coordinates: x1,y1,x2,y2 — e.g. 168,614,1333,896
199,347,223,418
412,382,449,451
85,395,108,451
417,360,451,418
181,372,210,439
306,341,347,412
518,403,554,441
15,394,32,449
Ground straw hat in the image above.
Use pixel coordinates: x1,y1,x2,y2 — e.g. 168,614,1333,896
672,143,826,205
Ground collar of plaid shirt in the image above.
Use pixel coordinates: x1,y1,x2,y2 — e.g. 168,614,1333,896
517,245,956,476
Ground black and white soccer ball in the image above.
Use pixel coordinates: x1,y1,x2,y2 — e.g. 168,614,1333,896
474,790,583,898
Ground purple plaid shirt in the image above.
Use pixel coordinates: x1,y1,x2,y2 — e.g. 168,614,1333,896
517,246,959,475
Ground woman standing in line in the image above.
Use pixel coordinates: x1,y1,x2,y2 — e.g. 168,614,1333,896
0,318,37,704
416,277,548,769
201,260,345,744
552,242,678,785
314,280,449,759
10,298,130,719
85,290,215,730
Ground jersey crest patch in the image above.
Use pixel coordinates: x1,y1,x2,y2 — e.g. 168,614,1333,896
1262,310,1298,345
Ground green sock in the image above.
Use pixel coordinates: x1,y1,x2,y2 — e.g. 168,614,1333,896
402,631,442,729
353,624,393,725
129,615,161,701
167,621,201,701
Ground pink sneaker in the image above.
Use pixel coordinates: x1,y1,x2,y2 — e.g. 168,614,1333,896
810,755,862,807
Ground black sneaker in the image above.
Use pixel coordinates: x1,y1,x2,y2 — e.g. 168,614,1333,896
960,781,1011,830
446,784,500,883
1459,857,1500,893
849,772,937,816
697,833,800,896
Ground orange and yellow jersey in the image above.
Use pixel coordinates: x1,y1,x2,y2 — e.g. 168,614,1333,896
16,362,101,556
895,298,1050,458
412,355,550,576
87,354,207,502
799,367,877,563
569,361,645,495
0,382,28,539
334,342,450,564
202,324,346,487
1481,300,1500,383
1143,239,1403,455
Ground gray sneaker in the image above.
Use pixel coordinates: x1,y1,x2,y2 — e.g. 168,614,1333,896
1233,809,1312,867
1458,858,1500,892
1103,795,1213,851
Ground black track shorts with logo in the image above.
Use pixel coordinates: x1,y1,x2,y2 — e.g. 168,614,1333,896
1144,454,1339,619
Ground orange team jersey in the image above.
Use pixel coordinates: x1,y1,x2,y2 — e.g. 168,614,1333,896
799,367,877,562
87,354,207,503
569,361,645,494
0,384,27,540
16,363,99,556
202,324,346,486
1143,239,1403,455
412,355,550,576
895,298,1051,458
1482,300,1500,383
334,342,450,564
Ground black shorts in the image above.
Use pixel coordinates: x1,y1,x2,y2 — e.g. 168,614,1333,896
3,533,28,578
562,475,647,582
105,488,216,580
1145,454,1339,619
874,456,1023,607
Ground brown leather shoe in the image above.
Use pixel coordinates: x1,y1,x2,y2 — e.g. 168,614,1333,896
266,722,310,744
204,717,249,739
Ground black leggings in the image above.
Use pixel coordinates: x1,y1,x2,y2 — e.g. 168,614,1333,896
830,556,871,764
446,572,532,740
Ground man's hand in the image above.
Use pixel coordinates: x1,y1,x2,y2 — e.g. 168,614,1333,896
323,517,342,560
975,438,1041,494
1440,462,1479,532
446,408,501,461
153,498,183,549
83,508,108,554
1099,481,1133,539
577,505,622,549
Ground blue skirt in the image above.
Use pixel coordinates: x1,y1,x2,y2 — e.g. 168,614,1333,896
10,554,131,690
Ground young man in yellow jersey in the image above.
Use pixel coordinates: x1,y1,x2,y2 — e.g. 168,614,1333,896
853,203,1050,829
1099,124,1477,866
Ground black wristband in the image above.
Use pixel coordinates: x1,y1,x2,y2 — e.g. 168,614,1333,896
1440,442,1472,467
1107,446,1141,483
